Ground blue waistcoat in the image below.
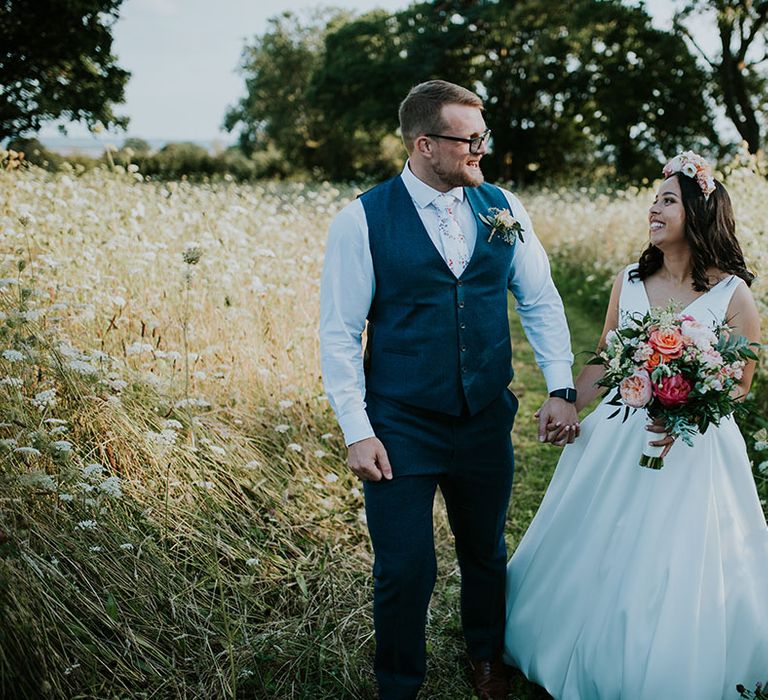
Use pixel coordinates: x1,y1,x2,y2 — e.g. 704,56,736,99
360,176,515,416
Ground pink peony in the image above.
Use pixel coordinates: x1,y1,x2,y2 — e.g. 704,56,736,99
654,374,693,407
619,369,653,407
680,318,717,350
648,328,684,358
700,347,723,368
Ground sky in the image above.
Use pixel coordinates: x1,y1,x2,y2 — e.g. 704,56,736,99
39,0,690,147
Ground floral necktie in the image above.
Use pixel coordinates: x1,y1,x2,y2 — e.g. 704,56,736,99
433,193,469,277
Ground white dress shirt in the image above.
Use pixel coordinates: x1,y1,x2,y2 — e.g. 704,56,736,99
320,162,574,445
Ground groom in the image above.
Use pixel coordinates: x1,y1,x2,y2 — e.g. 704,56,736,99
320,80,578,700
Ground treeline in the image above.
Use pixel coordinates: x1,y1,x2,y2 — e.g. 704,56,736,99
222,0,740,185
5,137,289,181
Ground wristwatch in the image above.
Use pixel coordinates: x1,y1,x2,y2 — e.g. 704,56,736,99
549,388,577,403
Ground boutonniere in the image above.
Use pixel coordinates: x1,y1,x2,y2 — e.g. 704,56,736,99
479,207,524,245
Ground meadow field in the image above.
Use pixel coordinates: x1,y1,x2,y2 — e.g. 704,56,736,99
0,154,766,699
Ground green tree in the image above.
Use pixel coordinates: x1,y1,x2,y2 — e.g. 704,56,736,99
223,9,350,173
477,0,716,183
228,0,716,182
0,0,130,142
674,0,768,153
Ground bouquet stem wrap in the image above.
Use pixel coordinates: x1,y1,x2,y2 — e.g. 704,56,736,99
640,438,666,469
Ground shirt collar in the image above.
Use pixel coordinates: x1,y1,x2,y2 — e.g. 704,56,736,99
400,161,465,209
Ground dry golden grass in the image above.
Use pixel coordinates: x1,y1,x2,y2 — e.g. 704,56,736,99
0,157,764,698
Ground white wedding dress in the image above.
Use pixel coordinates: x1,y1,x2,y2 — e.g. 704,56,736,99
504,265,768,699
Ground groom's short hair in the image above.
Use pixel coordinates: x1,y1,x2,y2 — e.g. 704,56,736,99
399,80,483,152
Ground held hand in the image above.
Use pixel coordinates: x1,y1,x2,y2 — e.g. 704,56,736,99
535,398,580,446
347,436,393,482
645,417,675,459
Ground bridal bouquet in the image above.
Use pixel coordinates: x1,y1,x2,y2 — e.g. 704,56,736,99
590,306,758,469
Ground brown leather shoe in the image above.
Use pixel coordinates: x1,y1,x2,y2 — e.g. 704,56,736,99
470,657,509,699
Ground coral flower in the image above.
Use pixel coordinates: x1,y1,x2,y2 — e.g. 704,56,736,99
648,328,684,358
646,352,664,370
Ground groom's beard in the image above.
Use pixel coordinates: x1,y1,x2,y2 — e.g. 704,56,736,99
432,159,485,188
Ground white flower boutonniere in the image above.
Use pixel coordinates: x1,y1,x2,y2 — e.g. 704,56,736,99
479,207,524,245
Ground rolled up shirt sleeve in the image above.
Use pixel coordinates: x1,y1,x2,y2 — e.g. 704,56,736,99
319,199,377,445
503,191,575,392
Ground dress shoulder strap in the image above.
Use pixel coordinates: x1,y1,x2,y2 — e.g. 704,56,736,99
618,264,647,323
693,275,742,326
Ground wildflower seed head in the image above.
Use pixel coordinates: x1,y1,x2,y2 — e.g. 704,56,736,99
183,245,203,266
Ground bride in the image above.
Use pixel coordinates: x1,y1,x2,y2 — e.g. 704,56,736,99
504,152,767,699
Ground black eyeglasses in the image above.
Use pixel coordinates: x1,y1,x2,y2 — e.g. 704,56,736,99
424,128,491,154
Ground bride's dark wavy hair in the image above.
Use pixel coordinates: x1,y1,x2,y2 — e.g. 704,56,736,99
629,172,755,290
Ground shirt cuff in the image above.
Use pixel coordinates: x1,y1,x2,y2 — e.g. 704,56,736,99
541,363,575,394
339,409,376,446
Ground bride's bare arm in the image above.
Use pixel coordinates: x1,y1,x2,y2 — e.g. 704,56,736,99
573,270,623,412
726,280,761,398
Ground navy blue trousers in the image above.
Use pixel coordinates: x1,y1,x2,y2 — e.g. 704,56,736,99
363,389,518,700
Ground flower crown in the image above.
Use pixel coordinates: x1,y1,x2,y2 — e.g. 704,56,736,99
662,151,716,200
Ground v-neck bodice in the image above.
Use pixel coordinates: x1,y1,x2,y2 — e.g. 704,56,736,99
619,264,740,327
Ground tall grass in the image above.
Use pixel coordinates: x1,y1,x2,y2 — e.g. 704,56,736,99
0,155,764,697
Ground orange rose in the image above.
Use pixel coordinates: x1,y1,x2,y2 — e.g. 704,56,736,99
645,352,664,370
648,329,684,358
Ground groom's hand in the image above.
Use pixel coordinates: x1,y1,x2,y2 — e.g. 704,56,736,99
347,436,393,481
535,398,580,446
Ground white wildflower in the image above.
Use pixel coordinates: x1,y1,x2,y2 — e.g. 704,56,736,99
245,557,259,567
1,349,24,362
278,399,294,410
59,493,74,502
174,397,210,410
89,546,102,552
320,433,333,440
125,342,154,356
275,424,290,433
99,476,122,498
287,443,302,453
32,388,57,411
76,520,97,530
103,377,128,392
314,449,327,459
51,440,73,453
120,543,134,550
193,480,215,490
23,309,44,322
0,377,23,388
18,471,56,491
67,359,97,375
14,446,41,457
324,472,338,483
243,460,261,470
145,429,178,451
163,419,183,430
83,463,105,478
